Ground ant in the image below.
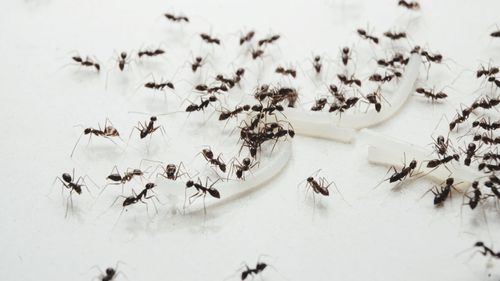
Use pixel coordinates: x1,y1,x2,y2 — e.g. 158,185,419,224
305,175,333,196
471,96,500,110
341,47,352,66
377,53,409,68
278,87,299,107
55,170,93,217
485,178,500,200
312,55,322,73
185,177,221,211
241,262,267,280
231,157,258,179
251,49,264,60
121,183,158,212
311,97,328,111
476,65,499,78
357,28,379,44
164,13,189,22
383,31,407,40
105,166,147,192
327,84,346,103
426,154,460,169
398,0,420,10
219,104,251,121
473,133,500,146
449,107,473,131
200,33,220,45
185,95,218,112
71,119,120,157
258,34,280,46
472,117,500,131
365,88,384,112
115,52,130,71
132,116,165,139
432,135,450,156
420,49,443,64
463,143,479,166
369,72,400,83
431,177,456,206
329,97,359,113
159,162,187,180
387,159,418,183
474,241,500,259
337,73,361,87
138,48,165,58
240,30,255,45
201,148,227,173
191,56,205,72
465,181,482,209
143,75,175,91
275,66,297,78
415,87,448,102
71,55,100,72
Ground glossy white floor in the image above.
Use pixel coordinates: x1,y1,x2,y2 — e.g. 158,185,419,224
1,0,500,280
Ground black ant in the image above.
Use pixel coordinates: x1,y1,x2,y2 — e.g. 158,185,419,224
341,47,351,66
365,88,384,112
185,95,218,112
383,31,407,40
387,159,418,183
275,66,297,78
465,181,482,209
415,87,448,102
191,56,205,72
240,30,255,45
426,154,460,169
144,76,175,91
93,264,122,281
132,116,165,139
474,241,500,259
251,49,264,60
105,166,147,193
164,13,189,22
463,143,480,166
482,152,500,162
219,104,251,121
369,72,400,83
472,117,500,131
71,55,100,72
431,177,456,206
490,27,500,38
116,52,129,71
54,170,93,217
478,162,500,172
311,97,328,111
305,175,332,196
327,84,345,103
71,119,121,157
159,162,187,180
473,133,500,146
121,183,158,212
231,157,258,179
432,135,450,156
201,148,227,173
185,177,221,212
449,107,473,131
200,33,220,45
258,34,280,47
398,0,420,10
329,97,360,113
312,55,322,73
476,65,499,78
485,177,500,200
471,96,500,110
377,53,409,68
357,28,379,44
337,73,361,86
138,48,165,58
420,49,443,64
241,262,267,280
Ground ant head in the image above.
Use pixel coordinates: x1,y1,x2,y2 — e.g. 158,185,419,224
474,241,485,247
216,74,223,80
84,128,92,134
145,183,156,189
468,143,477,151
209,95,217,102
220,164,227,172
62,173,72,183
150,116,157,122
357,29,366,35
436,135,445,144
105,268,116,277
195,56,202,63
314,55,321,62
478,163,486,171
166,82,174,89
288,129,295,138
243,104,251,111
186,180,194,187
256,262,267,271
236,68,245,76
132,169,143,175
445,177,454,186
416,88,425,93
307,176,314,182
120,52,127,59
342,47,349,54
242,158,251,166
453,154,460,161
276,104,284,111
409,160,417,169
472,181,479,189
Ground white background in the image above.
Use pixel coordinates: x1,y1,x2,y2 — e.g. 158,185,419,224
1,0,500,280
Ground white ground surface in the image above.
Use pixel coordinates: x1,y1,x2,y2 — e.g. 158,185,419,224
1,0,500,280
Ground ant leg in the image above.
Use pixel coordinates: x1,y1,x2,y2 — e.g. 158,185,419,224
70,131,85,158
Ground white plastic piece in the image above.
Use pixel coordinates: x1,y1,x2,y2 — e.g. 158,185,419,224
361,128,481,191
155,140,292,213
284,54,421,140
